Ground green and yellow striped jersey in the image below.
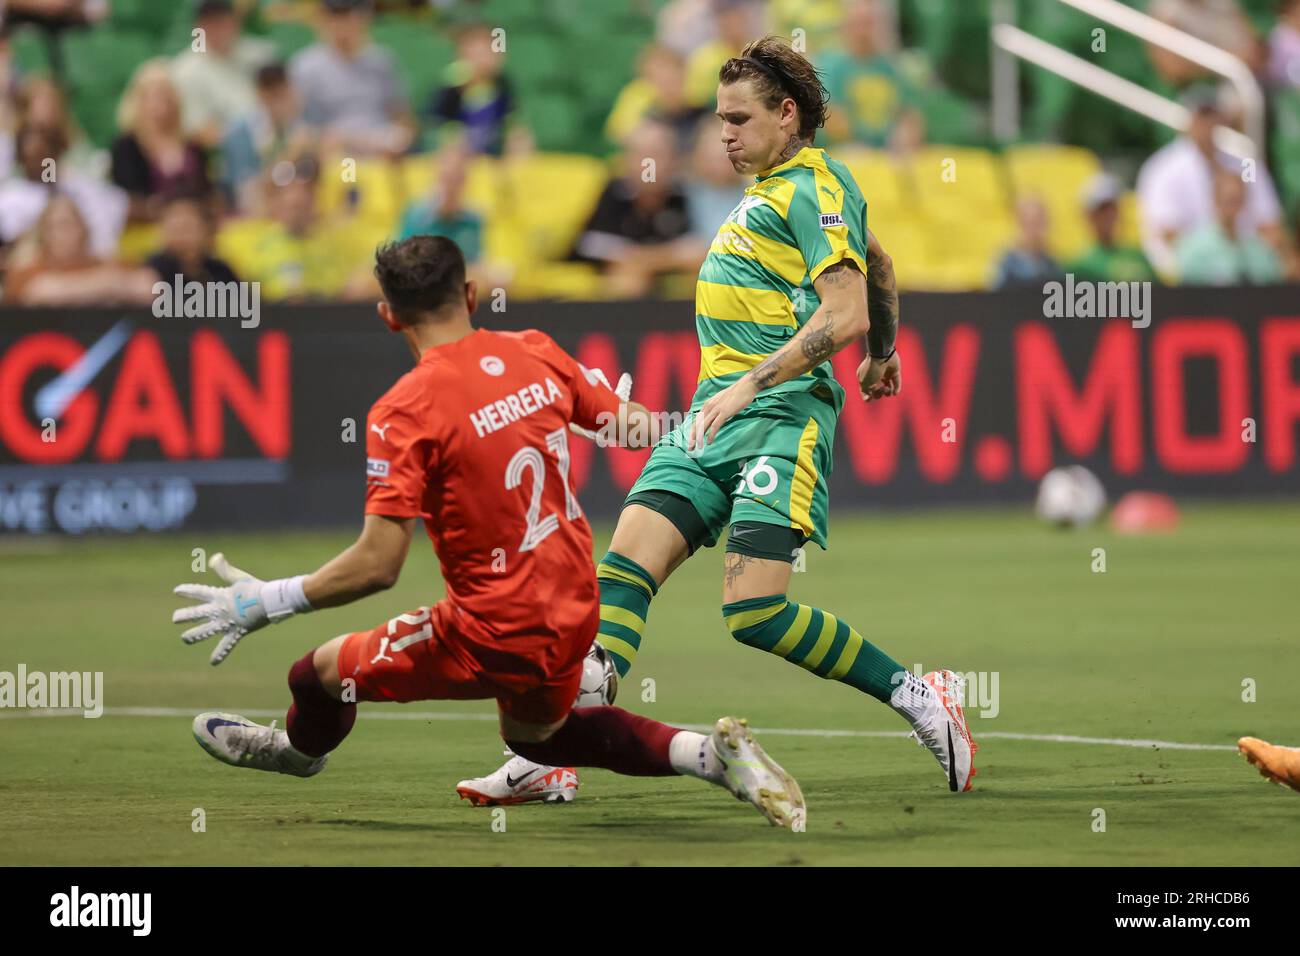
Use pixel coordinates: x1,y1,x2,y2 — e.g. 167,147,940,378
693,145,869,411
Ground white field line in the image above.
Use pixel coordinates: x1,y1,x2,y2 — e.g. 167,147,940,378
0,706,1239,751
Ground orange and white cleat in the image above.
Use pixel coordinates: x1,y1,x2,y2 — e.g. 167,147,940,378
910,670,979,793
456,753,578,806
1237,737,1300,793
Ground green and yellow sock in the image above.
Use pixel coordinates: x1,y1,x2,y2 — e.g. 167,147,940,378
596,552,658,677
722,594,906,703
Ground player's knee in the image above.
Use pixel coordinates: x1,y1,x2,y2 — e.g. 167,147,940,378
722,596,791,649
296,637,344,699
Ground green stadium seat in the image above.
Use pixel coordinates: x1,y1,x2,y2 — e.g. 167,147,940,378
108,0,180,36
370,18,455,107
9,24,53,73
1272,89,1300,220
517,90,585,152
61,28,156,147
261,21,316,60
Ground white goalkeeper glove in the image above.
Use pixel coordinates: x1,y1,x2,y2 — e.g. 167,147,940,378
172,553,311,666
570,369,633,442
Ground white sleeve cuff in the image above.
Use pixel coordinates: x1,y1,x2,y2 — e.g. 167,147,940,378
261,575,312,623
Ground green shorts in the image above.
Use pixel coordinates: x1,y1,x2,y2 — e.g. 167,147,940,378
627,387,838,550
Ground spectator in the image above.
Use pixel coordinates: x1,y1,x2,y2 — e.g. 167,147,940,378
1148,0,1263,85
1,75,94,183
111,60,213,223
571,119,701,297
819,0,924,154
656,0,716,58
769,0,848,56
991,195,1062,289
426,22,525,157
171,0,276,149
3,194,155,305
0,121,127,258
396,147,482,261
222,62,311,213
1270,0,1300,88
1065,173,1155,282
288,0,414,158
683,115,746,242
243,159,376,301
605,44,706,153
1136,87,1286,276
685,0,768,108
1176,169,1284,283
146,194,240,286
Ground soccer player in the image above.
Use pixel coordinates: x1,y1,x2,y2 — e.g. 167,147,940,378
462,36,977,804
171,236,805,828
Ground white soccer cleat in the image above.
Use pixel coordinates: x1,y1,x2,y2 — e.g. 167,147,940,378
909,670,978,793
456,753,578,807
192,711,326,778
712,716,806,828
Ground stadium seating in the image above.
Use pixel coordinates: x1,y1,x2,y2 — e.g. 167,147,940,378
1004,144,1103,260
62,28,155,148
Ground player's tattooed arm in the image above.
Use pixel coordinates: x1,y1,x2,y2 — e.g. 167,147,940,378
864,228,899,359
742,260,869,393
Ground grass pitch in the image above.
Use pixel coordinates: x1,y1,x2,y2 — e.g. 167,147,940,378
1,503,1297,866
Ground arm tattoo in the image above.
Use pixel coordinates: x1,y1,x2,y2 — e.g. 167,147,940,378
751,352,784,390
724,552,754,589
865,237,899,358
800,311,835,364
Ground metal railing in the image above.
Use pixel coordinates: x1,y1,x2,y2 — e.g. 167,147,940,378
990,0,1263,160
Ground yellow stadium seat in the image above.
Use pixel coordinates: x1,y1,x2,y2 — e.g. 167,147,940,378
511,261,606,300
1117,190,1142,249
866,216,934,291
909,146,1009,222
402,154,509,220
116,223,160,264
837,147,912,216
317,157,410,227
1003,144,1103,261
503,153,609,262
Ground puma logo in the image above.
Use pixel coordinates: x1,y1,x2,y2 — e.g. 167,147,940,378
370,637,395,664
370,423,392,442
820,184,841,202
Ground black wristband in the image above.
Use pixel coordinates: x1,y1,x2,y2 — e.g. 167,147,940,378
869,346,897,361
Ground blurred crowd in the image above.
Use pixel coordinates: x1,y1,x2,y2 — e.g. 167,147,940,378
0,0,1296,307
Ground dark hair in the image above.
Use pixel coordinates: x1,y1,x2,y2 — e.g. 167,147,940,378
374,236,467,324
718,35,829,141
255,62,289,90
159,190,218,224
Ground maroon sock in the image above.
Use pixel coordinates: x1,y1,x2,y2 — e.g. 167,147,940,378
285,651,356,758
506,706,680,777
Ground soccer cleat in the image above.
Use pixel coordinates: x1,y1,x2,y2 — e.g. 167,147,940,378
1238,737,1300,792
909,670,978,793
192,711,326,778
712,716,806,828
456,753,578,807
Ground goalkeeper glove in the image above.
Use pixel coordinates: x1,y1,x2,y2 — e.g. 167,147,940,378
172,553,312,665
570,369,633,442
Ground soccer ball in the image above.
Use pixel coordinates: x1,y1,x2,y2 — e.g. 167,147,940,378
574,641,619,708
1035,465,1106,528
